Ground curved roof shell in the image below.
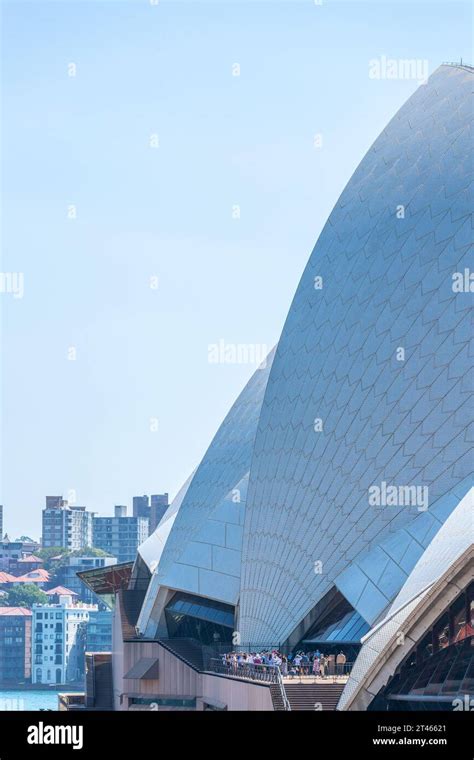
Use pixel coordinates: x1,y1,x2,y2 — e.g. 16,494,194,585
137,351,274,635
239,64,474,645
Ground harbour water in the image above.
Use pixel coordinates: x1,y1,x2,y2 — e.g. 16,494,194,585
0,689,80,711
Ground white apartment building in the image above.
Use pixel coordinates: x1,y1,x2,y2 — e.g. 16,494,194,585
42,497,94,551
32,593,98,685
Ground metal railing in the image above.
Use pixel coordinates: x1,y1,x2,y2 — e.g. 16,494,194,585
208,658,281,684
207,658,291,709
442,60,473,71
276,667,291,710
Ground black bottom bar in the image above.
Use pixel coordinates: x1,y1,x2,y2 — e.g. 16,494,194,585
0,709,470,757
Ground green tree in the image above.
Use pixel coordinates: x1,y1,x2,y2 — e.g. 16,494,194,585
51,546,113,571
36,546,68,570
0,584,48,609
72,546,112,558
36,545,115,576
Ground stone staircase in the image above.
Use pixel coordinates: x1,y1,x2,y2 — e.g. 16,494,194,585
270,683,286,710
282,682,345,711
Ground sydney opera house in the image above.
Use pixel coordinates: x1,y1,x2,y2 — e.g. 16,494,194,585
80,63,473,711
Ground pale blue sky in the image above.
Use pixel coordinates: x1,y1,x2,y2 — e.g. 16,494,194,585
1,0,472,539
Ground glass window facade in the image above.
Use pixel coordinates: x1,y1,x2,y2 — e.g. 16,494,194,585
165,592,234,645
303,591,370,648
130,697,196,708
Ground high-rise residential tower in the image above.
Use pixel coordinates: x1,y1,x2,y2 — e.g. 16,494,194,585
132,495,150,519
93,506,149,564
149,493,169,533
42,498,94,551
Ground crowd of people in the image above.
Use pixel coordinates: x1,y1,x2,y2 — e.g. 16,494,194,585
221,649,348,678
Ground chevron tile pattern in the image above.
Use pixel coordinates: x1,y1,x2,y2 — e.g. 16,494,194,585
239,65,473,645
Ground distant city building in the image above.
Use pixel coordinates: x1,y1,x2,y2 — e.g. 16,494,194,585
15,537,41,555
0,607,32,684
45,496,63,509
0,536,44,576
0,506,3,539
0,571,17,587
55,556,117,604
44,586,79,603
132,495,150,519
85,609,112,652
11,554,43,576
12,568,50,589
149,493,169,533
0,537,25,572
93,507,148,564
32,591,97,685
42,497,94,550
